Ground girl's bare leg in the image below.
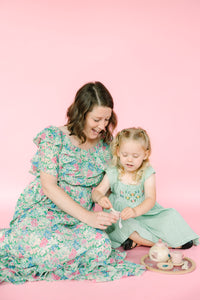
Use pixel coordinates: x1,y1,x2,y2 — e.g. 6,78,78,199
129,231,154,247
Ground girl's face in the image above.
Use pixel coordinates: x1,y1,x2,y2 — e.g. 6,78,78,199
83,105,112,141
117,139,149,173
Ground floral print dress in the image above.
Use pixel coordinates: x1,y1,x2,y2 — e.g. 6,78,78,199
0,126,145,284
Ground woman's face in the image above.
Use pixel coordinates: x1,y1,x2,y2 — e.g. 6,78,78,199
83,105,112,141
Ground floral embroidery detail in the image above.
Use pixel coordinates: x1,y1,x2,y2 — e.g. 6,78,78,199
119,188,143,204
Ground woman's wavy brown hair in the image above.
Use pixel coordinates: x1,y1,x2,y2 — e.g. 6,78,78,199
66,81,117,144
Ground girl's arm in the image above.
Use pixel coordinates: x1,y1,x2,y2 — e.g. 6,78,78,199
121,174,156,220
92,174,112,209
40,171,117,229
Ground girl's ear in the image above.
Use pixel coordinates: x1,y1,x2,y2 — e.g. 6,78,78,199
144,150,150,160
116,146,120,157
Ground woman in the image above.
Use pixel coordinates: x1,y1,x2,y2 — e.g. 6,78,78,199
0,81,145,284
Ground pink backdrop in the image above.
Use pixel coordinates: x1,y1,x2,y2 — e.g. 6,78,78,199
0,0,200,214
0,2,200,300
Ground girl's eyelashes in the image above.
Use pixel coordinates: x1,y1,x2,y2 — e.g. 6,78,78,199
121,153,128,157
121,152,139,158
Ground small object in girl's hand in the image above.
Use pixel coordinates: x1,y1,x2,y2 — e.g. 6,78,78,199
110,207,120,217
110,208,122,228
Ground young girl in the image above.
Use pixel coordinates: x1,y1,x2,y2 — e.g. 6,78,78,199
92,127,199,250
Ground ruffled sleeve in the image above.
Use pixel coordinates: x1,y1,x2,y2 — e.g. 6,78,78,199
105,167,118,191
30,126,63,178
143,165,156,181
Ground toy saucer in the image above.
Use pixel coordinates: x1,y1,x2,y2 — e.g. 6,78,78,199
157,262,174,270
172,261,184,267
141,254,196,275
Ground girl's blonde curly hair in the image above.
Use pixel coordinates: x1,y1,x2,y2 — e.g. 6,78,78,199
111,127,151,183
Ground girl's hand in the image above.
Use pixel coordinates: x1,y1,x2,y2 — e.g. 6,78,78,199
86,211,117,230
121,207,137,220
98,196,112,209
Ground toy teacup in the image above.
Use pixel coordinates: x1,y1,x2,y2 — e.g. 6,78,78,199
170,251,184,266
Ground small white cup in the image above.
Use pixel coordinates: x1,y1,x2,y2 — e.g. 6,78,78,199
170,251,184,265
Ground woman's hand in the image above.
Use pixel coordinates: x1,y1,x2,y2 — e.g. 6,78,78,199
86,211,118,230
98,196,112,209
121,207,137,220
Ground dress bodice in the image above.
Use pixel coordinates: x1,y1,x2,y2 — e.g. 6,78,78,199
106,166,155,211
30,126,112,188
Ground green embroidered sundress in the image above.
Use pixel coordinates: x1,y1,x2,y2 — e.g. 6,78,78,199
106,166,199,249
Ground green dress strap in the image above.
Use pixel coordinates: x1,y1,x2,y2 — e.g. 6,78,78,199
105,166,118,191
142,165,156,182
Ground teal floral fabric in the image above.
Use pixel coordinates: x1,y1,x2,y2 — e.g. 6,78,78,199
0,126,145,284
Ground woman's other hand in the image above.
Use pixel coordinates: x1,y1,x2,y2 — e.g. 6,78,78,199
87,211,118,230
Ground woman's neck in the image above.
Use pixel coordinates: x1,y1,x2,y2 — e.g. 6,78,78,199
71,135,100,150
59,126,100,150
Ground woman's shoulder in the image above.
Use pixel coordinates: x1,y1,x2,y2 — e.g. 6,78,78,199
33,125,65,147
58,126,69,135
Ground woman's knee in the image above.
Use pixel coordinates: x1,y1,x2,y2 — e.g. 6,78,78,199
92,229,112,257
